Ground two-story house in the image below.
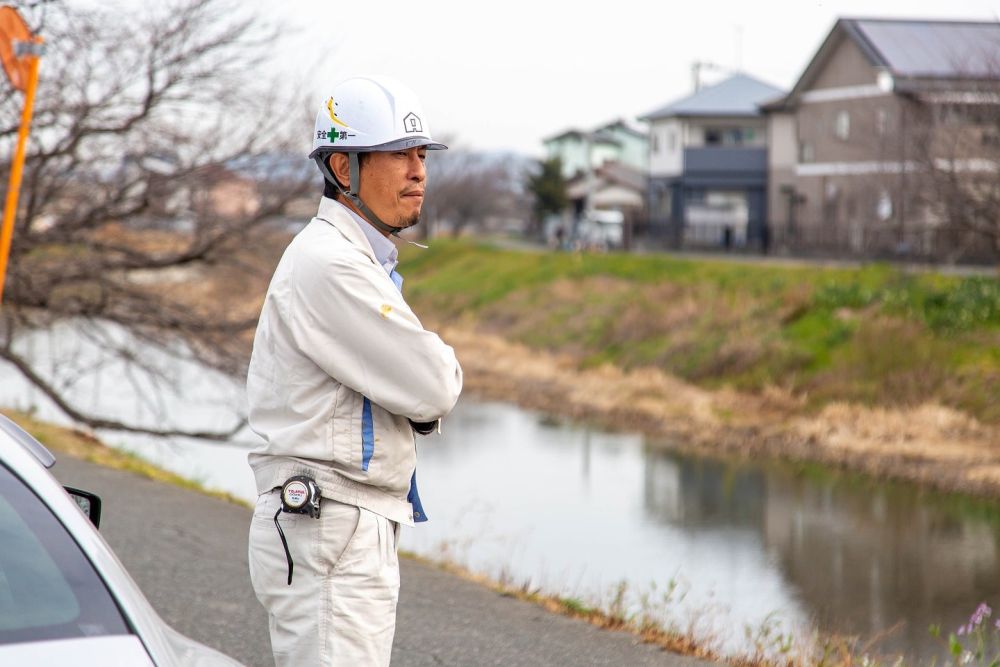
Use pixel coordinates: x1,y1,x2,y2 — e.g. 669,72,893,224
542,120,649,243
641,73,785,248
765,18,1000,262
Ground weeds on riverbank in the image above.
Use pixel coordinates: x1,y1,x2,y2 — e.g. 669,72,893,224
731,602,1000,666
928,602,1000,666
408,538,901,666
402,240,1000,424
410,539,1000,666
401,546,721,660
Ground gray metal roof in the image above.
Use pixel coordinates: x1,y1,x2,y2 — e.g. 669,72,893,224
594,118,648,138
542,128,587,144
590,130,623,146
851,19,1000,79
640,73,785,121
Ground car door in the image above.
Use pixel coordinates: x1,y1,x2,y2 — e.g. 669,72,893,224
0,458,155,665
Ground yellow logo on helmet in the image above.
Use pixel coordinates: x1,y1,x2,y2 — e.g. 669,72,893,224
327,98,350,128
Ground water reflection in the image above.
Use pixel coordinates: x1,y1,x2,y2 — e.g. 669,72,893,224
761,473,1000,656
416,403,1000,659
641,444,1000,656
2,323,999,659
412,404,809,654
643,453,766,527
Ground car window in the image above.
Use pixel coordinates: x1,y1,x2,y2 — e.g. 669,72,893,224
0,462,129,644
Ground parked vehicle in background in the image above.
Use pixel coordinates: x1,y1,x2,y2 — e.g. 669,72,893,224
577,209,625,250
0,413,244,666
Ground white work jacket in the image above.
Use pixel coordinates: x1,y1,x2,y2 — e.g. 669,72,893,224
246,198,463,525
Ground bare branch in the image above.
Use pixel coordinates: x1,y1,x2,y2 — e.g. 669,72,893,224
0,345,245,440
0,0,316,438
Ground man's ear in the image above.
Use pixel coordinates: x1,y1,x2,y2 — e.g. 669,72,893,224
328,153,351,191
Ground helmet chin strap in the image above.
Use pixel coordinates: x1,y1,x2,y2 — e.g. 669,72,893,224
314,153,419,237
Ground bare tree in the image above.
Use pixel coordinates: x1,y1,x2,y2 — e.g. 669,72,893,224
0,0,314,438
914,87,1000,261
422,146,530,237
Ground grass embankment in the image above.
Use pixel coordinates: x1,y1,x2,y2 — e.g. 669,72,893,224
400,240,1000,496
404,240,1000,421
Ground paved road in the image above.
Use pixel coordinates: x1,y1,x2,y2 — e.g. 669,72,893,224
53,454,712,666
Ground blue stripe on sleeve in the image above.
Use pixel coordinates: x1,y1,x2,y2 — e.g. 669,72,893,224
361,397,374,471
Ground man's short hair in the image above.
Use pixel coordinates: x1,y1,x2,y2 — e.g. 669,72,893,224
324,152,370,199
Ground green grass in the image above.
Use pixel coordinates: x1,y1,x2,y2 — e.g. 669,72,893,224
402,240,1000,422
559,597,595,615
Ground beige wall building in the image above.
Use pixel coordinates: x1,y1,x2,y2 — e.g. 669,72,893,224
765,18,1000,262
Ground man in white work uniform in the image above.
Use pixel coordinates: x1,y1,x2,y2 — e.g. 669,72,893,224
246,75,463,667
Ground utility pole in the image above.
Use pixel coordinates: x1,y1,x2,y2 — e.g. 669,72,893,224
691,60,729,92
577,131,593,246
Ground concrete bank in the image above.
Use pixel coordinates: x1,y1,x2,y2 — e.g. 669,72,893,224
52,453,713,666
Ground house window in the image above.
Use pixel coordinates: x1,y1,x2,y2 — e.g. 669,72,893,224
938,104,962,125
877,190,892,221
704,129,722,145
835,111,850,140
724,128,744,145
652,134,660,154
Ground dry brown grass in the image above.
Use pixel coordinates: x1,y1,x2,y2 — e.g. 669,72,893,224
441,324,1000,499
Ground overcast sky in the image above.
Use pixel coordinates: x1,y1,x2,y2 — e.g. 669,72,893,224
249,0,999,157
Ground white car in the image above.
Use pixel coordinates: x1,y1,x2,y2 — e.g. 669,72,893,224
577,209,625,250
0,413,244,666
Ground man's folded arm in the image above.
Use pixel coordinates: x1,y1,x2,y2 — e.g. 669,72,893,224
289,253,463,421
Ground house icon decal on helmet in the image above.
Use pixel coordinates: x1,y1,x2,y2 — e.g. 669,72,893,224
403,112,422,133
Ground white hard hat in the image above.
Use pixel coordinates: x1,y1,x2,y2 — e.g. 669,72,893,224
310,75,445,236
309,75,447,157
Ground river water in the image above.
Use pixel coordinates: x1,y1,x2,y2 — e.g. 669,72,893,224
1,322,997,659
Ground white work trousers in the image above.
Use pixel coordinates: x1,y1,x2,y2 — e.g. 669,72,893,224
248,490,401,666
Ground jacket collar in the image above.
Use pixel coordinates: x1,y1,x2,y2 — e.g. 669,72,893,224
315,196,379,266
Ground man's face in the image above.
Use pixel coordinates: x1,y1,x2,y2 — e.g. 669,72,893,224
354,148,428,230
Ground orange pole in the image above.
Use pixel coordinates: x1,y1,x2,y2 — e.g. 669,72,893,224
0,41,42,305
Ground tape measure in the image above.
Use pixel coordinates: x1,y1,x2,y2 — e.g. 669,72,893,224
280,475,322,518
274,475,322,585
